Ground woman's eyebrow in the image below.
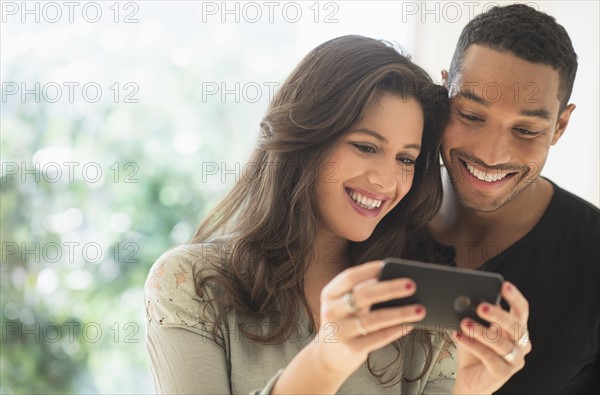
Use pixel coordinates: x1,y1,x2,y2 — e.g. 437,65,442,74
402,143,421,150
349,128,421,150
349,128,388,143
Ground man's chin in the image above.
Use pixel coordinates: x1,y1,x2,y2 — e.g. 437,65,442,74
452,183,522,212
457,196,506,212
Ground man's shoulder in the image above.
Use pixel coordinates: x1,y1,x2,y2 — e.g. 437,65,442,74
537,180,600,261
547,180,600,223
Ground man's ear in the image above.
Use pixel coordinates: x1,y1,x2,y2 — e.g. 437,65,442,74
552,103,576,145
441,70,449,88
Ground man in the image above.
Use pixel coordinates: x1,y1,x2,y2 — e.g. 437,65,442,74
421,4,599,394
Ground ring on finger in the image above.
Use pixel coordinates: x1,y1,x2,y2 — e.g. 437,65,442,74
343,290,360,314
502,345,519,363
354,316,368,336
516,329,529,348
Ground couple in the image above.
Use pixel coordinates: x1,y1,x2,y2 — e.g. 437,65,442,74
145,4,599,394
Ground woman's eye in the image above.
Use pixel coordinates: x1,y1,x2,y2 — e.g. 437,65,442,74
353,144,376,153
397,157,415,166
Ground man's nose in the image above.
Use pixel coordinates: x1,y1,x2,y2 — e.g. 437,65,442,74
471,125,513,166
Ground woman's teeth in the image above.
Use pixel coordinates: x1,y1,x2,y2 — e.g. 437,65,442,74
466,163,512,182
348,190,382,210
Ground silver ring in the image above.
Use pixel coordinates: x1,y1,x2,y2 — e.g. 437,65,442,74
502,346,519,363
354,317,368,336
516,330,529,348
343,290,360,314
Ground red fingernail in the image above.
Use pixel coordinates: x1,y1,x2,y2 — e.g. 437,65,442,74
463,320,474,328
456,332,463,340
415,307,423,314
406,282,413,290
506,284,513,291
482,304,490,313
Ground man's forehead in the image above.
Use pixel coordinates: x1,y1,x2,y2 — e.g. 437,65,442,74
458,45,559,86
451,45,561,107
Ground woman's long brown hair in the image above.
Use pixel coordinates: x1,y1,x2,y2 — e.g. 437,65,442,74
191,35,449,385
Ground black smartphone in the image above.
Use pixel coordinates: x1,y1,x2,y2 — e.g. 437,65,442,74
372,257,504,331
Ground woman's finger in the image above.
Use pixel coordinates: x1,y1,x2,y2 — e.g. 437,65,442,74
353,323,415,352
459,318,517,359
501,281,529,321
324,277,416,320
476,303,520,332
321,260,384,300
359,304,425,333
454,330,523,375
475,302,532,353
331,304,425,340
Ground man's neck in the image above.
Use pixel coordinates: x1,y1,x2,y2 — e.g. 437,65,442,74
429,169,554,268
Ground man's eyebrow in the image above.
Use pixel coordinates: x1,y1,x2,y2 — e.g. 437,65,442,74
458,90,552,120
520,108,553,120
349,128,421,150
457,90,489,106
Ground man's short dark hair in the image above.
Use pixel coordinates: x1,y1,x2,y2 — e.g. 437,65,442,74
448,4,578,112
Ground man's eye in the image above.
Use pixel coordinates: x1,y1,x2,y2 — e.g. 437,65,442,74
514,128,539,136
458,112,482,122
353,144,375,153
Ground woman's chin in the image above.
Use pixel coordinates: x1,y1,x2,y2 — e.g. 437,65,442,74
344,230,375,243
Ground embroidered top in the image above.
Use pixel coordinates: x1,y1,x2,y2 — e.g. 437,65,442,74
144,243,457,394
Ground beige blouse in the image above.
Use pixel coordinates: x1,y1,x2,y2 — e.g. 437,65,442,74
144,244,457,394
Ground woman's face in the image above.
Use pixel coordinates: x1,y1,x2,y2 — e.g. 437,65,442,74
316,93,424,242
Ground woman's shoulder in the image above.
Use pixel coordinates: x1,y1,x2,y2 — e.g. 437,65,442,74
151,241,226,271
144,242,229,329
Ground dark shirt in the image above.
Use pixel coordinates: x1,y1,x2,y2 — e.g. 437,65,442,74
410,181,600,394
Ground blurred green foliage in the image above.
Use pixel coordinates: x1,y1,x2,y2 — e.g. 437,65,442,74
1,5,296,393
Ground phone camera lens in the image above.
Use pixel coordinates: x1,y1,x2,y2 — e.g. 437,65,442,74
453,295,471,313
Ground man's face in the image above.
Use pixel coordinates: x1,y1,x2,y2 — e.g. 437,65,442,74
441,45,574,212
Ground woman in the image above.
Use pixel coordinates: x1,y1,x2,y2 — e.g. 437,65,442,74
145,35,531,394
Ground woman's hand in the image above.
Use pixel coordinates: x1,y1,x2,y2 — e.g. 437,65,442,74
452,281,532,395
313,260,424,378
271,260,423,394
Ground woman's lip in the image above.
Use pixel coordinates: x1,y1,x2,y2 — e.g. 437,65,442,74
344,186,392,201
345,188,384,218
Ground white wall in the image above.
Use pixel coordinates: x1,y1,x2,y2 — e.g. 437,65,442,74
295,0,599,207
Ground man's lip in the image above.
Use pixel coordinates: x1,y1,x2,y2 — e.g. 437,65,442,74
458,158,519,186
459,158,520,176
344,186,393,201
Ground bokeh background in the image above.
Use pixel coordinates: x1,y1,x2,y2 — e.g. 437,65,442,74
1,1,598,393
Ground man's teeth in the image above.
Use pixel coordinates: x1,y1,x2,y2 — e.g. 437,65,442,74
465,163,511,182
348,190,382,210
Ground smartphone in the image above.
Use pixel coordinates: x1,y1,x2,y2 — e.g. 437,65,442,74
372,257,504,331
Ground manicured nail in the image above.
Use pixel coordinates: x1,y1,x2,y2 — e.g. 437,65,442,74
463,320,474,328
506,283,513,291
455,332,463,340
482,304,490,313
415,307,423,314
405,282,413,290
